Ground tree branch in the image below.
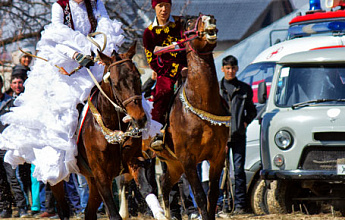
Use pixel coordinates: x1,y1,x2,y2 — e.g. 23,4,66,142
0,0,12,7
0,31,41,46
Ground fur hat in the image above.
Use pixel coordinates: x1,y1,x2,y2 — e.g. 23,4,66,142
152,0,171,9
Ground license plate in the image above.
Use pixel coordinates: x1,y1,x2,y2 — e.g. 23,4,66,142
337,164,345,175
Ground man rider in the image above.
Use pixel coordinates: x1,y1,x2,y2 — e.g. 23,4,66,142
143,0,187,150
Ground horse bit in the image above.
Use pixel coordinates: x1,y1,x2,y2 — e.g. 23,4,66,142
87,58,145,145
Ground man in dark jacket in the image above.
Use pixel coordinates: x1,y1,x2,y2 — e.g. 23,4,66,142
219,55,257,214
0,74,29,218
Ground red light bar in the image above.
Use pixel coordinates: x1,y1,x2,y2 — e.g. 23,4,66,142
289,10,345,24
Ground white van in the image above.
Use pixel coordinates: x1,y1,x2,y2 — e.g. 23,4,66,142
260,46,345,215
236,1,345,214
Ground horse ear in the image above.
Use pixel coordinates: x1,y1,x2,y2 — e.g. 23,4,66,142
111,50,118,57
91,51,96,58
97,50,112,66
126,41,137,59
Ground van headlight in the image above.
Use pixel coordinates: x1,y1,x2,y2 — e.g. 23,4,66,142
274,130,293,150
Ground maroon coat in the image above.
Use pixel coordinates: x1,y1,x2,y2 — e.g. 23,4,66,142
143,16,187,80
143,16,187,124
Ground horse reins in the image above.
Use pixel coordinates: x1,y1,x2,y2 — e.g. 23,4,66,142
184,14,214,55
83,34,146,145
106,58,142,108
21,32,143,144
153,14,213,56
107,58,131,71
86,57,145,144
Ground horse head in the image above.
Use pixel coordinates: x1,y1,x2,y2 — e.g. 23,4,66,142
97,42,147,129
183,13,218,53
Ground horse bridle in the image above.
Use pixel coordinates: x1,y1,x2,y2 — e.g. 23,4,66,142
87,58,144,144
106,58,142,111
183,14,214,55
153,14,213,56
183,14,204,39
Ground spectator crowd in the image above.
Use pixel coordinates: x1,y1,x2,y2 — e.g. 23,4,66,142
0,50,91,219
0,0,256,219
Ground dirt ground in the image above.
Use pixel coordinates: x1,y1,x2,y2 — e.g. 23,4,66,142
6,212,345,220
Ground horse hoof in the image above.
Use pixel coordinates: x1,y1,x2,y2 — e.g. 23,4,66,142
154,212,168,220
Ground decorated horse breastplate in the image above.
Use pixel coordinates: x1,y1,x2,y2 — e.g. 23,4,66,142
180,87,231,127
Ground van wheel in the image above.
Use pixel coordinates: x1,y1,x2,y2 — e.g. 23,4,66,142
251,179,268,215
266,180,290,214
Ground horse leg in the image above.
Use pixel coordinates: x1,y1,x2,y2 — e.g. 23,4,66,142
92,173,122,220
84,177,103,220
160,160,184,220
129,159,167,220
160,171,172,219
207,160,224,220
183,162,208,220
50,181,70,220
118,175,129,220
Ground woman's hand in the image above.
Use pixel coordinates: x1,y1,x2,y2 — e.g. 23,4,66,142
97,60,106,66
74,52,94,68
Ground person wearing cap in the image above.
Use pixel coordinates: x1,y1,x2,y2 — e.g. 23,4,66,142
0,75,29,218
143,0,187,150
6,69,26,97
0,0,124,188
12,49,32,81
0,76,13,218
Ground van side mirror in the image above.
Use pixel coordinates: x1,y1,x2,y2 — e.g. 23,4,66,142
258,81,267,104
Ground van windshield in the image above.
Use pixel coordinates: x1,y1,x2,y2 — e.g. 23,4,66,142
237,62,276,103
275,65,345,107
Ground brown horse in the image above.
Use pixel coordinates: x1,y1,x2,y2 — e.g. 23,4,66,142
51,43,166,220
156,14,230,220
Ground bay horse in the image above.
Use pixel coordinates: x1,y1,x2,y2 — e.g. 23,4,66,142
155,14,230,220
51,43,166,220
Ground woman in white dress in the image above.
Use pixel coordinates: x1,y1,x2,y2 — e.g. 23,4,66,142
0,0,124,185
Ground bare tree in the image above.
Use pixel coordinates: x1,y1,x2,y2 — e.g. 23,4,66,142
0,0,191,65
0,0,154,48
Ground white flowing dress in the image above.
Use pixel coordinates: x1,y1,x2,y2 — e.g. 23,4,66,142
0,0,124,185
